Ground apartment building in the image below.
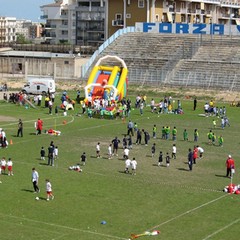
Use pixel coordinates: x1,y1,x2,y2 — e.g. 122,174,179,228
40,0,78,44
0,17,17,44
40,0,240,46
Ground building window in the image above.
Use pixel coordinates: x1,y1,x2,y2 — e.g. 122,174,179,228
138,0,144,8
64,61,69,64
115,14,122,20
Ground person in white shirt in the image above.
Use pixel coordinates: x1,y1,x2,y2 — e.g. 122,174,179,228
123,147,129,159
32,168,40,193
197,145,204,159
96,142,101,158
125,158,131,174
46,179,54,201
131,158,137,175
150,99,155,113
108,144,112,159
172,144,177,159
1,157,7,174
53,146,58,160
7,158,13,176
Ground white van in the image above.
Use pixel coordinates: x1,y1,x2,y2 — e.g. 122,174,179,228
22,77,56,95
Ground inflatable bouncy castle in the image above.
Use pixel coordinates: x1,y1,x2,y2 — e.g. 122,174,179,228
84,55,128,103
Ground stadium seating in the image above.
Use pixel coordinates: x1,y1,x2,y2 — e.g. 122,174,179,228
88,32,240,90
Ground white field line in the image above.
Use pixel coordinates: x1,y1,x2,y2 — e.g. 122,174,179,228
0,115,74,129
0,212,128,240
0,218,61,235
202,218,240,240
148,194,228,231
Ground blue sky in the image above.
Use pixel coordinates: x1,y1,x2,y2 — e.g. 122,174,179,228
0,0,51,22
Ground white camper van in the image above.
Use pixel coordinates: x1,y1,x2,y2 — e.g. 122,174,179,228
22,77,56,95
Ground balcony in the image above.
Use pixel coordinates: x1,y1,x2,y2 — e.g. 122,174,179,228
112,20,124,26
40,15,48,19
45,24,57,29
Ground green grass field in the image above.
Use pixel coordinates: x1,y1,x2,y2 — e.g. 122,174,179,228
0,92,239,240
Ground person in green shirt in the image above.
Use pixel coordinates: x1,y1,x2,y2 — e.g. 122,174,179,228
165,126,170,140
218,135,224,147
153,124,157,139
172,126,177,141
194,129,199,142
212,133,216,145
207,130,213,144
183,129,188,141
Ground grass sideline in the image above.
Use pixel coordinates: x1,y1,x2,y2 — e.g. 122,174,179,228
0,93,240,240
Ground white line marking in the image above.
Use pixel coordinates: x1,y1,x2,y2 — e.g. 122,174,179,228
202,218,240,240
148,194,228,231
0,218,61,235
0,213,128,240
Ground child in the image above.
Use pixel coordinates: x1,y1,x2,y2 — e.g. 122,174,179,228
131,158,137,175
172,144,176,159
108,144,112,159
183,129,188,141
158,151,163,166
151,143,156,158
122,135,127,149
123,147,129,159
96,142,100,158
218,135,224,147
125,158,131,174
153,125,157,139
1,157,6,174
213,119,216,128
172,126,177,141
81,152,87,165
194,129,199,142
166,152,170,167
53,146,58,161
40,147,45,160
128,135,133,149
7,158,13,176
45,179,54,201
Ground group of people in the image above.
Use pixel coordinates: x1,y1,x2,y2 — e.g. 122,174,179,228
207,130,224,146
0,157,13,182
40,141,58,167
31,168,54,201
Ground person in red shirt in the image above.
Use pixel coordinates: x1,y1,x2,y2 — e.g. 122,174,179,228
193,146,198,164
36,118,43,135
226,155,235,178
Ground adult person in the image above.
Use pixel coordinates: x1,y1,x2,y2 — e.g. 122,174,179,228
48,145,54,166
37,94,42,106
32,168,40,193
17,119,23,137
112,137,120,156
136,129,142,145
127,120,134,136
36,118,43,135
193,97,197,110
226,155,235,178
188,148,193,171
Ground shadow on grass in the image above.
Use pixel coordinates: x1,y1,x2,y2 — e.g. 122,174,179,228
215,174,227,178
152,163,166,167
177,168,190,171
29,133,37,135
39,162,49,166
21,189,35,193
